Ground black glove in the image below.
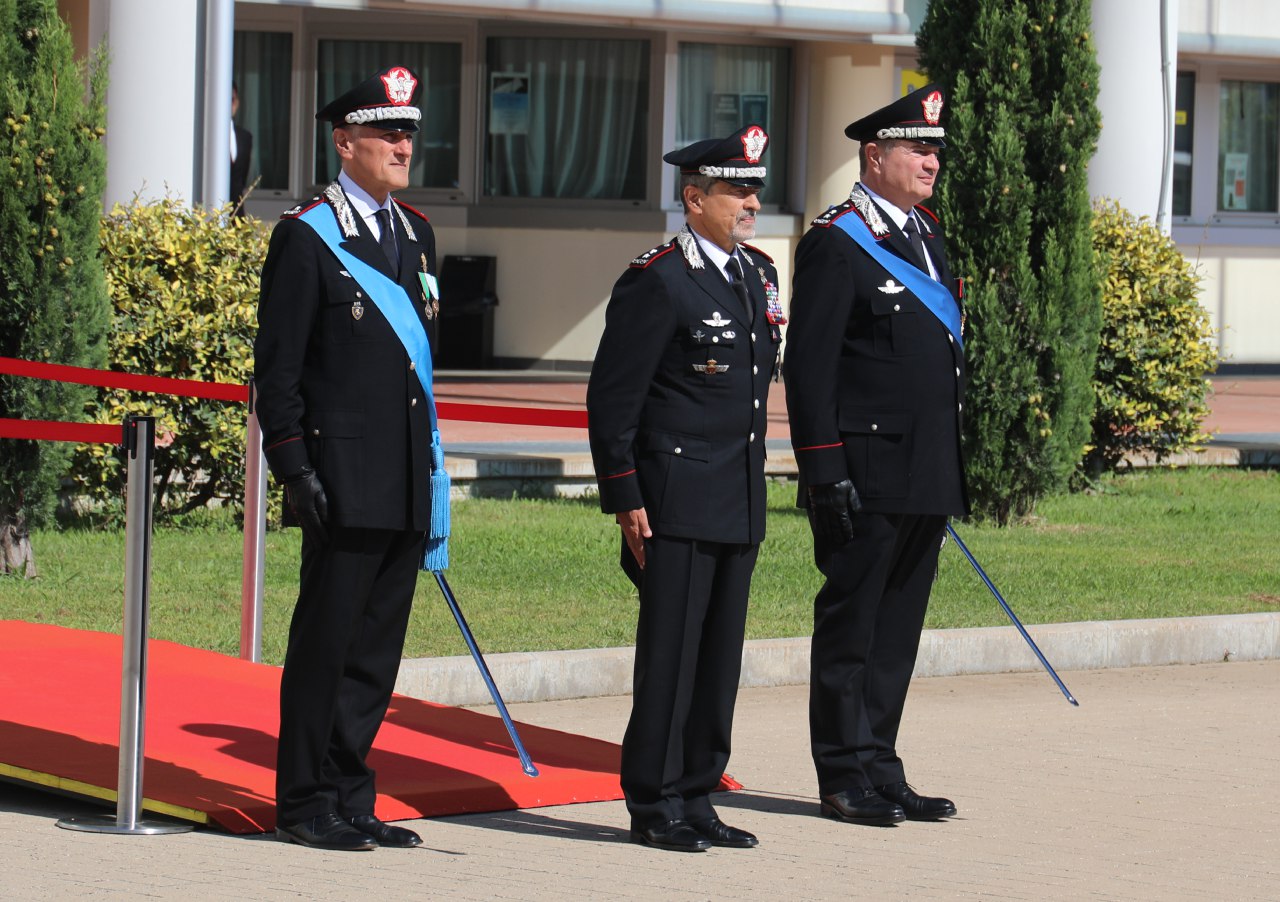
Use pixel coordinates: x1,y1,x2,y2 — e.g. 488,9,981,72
284,468,329,546
806,478,861,549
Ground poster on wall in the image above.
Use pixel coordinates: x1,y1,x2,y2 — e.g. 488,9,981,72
1222,152,1249,210
712,92,741,135
741,94,769,129
490,72,530,135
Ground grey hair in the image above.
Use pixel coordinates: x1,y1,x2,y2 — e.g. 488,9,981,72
678,171,718,213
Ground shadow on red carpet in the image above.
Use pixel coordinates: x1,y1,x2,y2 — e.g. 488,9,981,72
0,620,656,834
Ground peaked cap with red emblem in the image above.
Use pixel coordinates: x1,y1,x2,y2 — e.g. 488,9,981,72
844,83,946,147
662,124,769,188
316,65,422,133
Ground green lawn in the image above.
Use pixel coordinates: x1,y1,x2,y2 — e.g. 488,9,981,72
3,468,1277,665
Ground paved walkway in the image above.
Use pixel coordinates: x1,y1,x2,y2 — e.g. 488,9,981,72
4,660,1277,900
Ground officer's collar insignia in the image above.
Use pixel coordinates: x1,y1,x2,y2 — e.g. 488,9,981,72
677,225,706,270
393,201,417,243
878,280,907,294
703,311,732,327
693,359,729,374
323,182,360,239
848,185,890,237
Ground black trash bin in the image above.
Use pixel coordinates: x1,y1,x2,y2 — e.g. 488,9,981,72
436,255,498,369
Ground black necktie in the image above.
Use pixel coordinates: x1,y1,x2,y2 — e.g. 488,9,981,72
903,215,930,275
375,208,398,273
727,254,752,322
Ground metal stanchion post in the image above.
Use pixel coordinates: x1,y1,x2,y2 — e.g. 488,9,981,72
239,381,267,663
58,416,193,835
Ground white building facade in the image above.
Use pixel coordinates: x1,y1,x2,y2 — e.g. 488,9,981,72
59,0,1279,370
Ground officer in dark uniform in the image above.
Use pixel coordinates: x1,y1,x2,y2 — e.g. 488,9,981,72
784,84,968,827
255,65,440,851
587,125,782,853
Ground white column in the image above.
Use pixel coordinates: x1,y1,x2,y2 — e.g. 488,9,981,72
103,0,202,207
1089,0,1178,228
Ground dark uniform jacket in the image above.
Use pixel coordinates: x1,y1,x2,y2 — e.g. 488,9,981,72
230,123,253,214
587,226,782,545
784,185,968,516
255,182,439,532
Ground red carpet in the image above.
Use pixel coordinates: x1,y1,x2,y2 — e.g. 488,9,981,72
0,621,662,833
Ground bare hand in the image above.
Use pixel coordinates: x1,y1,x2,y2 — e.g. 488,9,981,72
615,508,652,570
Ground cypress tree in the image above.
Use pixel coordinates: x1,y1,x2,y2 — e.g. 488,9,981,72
918,0,1102,524
0,0,109,575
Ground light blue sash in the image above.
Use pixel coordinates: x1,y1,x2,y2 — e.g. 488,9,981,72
298,201,451,571
833,211,963,348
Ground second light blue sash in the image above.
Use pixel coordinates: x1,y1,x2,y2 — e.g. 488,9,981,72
833,212,963,348
298,202,451,571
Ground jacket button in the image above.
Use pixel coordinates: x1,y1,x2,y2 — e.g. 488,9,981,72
955,367,961,377
749,432,756,442
312,428,320,436
893,304,901,311
753,399,760,409
409,361,416,371
356,291,363,299
751,333,757,342
674,447,682,454
948,334,954,343
753,365,759,375
411,398,418,407
959,403,964,412
871,423,878,431
712,336,719,343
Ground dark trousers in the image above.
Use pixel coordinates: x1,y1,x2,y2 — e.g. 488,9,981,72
621,534,758,828
809,512,945,796
276,525,422,825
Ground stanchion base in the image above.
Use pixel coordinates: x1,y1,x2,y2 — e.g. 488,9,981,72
56,815,194,835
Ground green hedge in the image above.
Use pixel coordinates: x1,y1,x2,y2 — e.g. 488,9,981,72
1085,199,1215,474
69,199,269,520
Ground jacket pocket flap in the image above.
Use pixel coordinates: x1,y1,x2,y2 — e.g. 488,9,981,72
838,410,911,435
869,292,915,315
303,408,364,438
642,431,710,461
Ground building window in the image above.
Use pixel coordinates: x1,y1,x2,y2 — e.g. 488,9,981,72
233,31,293,193
1218,79,1279,213
484,36,650,200
677,42,791,207
314,39,462,190
1173,72,1194,218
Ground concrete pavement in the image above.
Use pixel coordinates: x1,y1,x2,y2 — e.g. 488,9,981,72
4,660,1278,900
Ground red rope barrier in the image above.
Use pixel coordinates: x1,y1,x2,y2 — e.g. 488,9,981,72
0,417,120,445
0,356,248,403
436,401,588,430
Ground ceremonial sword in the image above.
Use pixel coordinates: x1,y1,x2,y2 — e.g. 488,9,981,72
945,523,1079,706
433,570,541,776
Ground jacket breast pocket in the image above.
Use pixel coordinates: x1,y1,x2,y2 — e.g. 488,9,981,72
322,277,379,344
869,293,924,357
838,409,912,499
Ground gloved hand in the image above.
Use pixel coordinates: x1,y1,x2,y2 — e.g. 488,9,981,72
806,478,861,549
284,468,329,546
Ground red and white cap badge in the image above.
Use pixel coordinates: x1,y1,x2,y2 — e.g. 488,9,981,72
921,90,944,126
382,67,418,106
740,125,769,164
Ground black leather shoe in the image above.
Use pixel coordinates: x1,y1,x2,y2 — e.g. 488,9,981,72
349,814,423,848
875,782,957,820
819,787,907,826
275,813,376,851
629,818,712,852
690,817,758,848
